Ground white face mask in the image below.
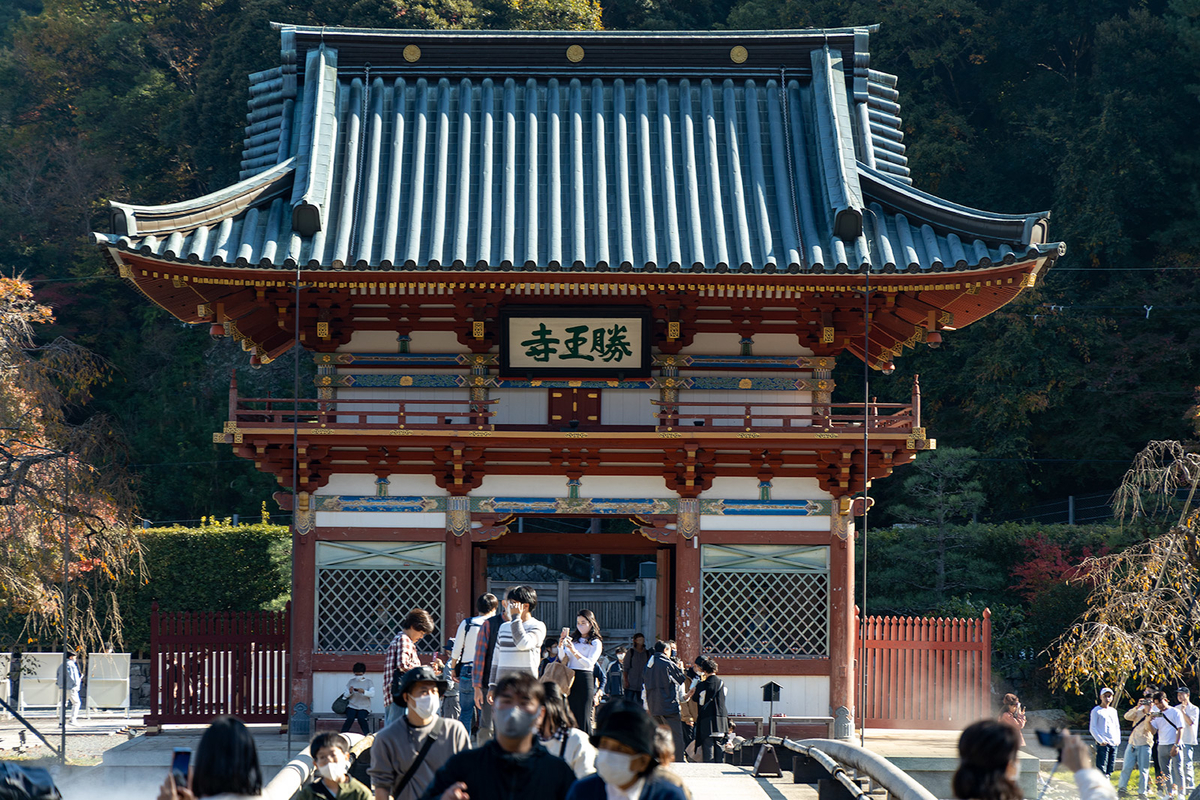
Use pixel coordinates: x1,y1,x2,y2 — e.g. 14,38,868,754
411,693,440,720
316,761,347,782
595,750,638,788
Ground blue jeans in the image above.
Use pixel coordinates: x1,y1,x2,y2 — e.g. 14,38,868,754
1097,744,1116,775
457,665,475,732
1181,744,1195,793
1118,743,1151,796
1158,745,1184,795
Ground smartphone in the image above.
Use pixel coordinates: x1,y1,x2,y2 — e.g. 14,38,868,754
1035,729,1062,750
171,748,192,789
561,627,570,638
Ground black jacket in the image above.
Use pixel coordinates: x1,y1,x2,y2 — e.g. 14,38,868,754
694,675,729,739
643,654,686,716
419,739,577,800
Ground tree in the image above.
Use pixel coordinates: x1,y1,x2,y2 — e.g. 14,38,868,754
0,276,142,652
1050,441,1200,693
887,446,986,599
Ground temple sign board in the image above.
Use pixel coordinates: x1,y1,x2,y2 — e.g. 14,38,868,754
501,308,651,377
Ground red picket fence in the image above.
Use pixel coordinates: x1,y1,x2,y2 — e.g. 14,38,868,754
146,602,290,727
857,609,991,729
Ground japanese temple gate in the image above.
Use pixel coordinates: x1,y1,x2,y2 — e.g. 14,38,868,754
95,26,1062,736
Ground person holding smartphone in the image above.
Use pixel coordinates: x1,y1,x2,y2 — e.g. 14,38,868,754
157,716,263,800
485,586,547,704
559,610,602,735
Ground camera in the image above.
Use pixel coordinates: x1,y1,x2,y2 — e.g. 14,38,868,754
1036,729,1063,750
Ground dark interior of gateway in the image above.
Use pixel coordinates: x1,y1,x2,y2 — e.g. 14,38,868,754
482,516,665,650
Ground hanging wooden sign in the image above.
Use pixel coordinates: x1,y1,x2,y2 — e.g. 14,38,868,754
500,307,652,378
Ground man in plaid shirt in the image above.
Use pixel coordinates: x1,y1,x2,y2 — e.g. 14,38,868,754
383,608,435,725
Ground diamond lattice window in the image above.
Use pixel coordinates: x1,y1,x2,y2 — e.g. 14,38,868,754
316,542,444,655
700,544,829,658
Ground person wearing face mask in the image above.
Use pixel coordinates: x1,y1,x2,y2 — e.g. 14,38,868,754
605,649,627,703
298,733,372,800
420,672,577,800
342,662,375,736
560,610,603,735
642,642,686,762
370,666,470,800
564,701,688,800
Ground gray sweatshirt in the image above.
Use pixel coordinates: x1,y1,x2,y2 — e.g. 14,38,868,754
369,715,471,800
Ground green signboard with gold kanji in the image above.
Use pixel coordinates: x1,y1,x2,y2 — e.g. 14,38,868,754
500,307,651,378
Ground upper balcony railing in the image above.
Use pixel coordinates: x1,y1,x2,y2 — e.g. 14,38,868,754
229,382,924,436
652,400,915,432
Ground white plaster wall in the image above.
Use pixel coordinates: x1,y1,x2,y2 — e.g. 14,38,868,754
315,474,447,496
315,671,386,718
677,389,811,428
336,387,468,425
700,514,831,532
581,475,673,498
473,475,569,497
337,330,464,353
720,675,830,718
315,511,446,528
602,389,658,426
493,389,548,425
680,334,813,357
705,477,830,501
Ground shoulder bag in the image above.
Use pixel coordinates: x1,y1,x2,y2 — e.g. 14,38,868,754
392,718,445,798
332,692,350,715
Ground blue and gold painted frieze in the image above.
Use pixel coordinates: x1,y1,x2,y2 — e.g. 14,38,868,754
317,373,818,391
313,495,829,516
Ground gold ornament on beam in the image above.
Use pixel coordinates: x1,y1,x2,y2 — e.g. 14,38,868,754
730,45,748,64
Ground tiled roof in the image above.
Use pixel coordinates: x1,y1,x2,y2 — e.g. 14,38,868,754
95,27,1063,275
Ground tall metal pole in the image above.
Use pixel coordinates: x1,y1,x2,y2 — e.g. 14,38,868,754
60,456,69,762
859,262,870,746
287,265,300,755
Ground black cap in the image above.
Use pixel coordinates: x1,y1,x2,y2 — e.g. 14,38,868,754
1178,687,1191,695
590,701,659,757
396,665,450,700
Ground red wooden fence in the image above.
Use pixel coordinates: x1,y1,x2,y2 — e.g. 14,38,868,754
146,602,290,727
857,608,991,729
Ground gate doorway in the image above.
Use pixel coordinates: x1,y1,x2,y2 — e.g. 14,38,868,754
475,516,669,649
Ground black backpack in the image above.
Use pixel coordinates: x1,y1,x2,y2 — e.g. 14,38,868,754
391,667,405,707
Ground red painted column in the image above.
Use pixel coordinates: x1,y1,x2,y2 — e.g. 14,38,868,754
674,537,701,664
291,527,317,714
828,508,855,736
445,533,473,636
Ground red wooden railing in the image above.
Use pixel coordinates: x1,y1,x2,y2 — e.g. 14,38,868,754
146,602,289,727
653,400,914,432
857,608,991,729
233,396,496,428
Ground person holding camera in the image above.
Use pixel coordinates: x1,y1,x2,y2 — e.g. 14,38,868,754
1091,688,1121,775
952,722,1115,800
1118,689,1157,799
1151,691,1185,798
997,694,1026,747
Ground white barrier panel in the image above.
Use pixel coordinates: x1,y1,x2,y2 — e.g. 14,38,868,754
19,653,65,712
87,653,131,716
0,653,10,718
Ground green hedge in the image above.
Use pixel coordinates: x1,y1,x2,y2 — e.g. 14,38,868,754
117,519,292,652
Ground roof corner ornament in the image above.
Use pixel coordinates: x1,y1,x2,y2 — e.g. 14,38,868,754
293,202,322,236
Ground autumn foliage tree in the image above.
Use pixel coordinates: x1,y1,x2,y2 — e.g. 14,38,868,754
0,276,142,652
1050,441,1200,694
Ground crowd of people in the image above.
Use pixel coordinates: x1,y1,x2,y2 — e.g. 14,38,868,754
997,686,1198,800
157,586,740,800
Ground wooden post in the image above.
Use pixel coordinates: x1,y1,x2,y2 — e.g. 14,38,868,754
829,510,854,732
290,529,316,717
445,530,473,638
674,538,700,663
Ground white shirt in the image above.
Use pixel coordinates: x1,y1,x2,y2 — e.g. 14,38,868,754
1089,705,1121,746
565,638,603,672
604,778,644,800
450,613,492,666
1075,768,1118,800
1178,702,1199,745
1153,706,1185,744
